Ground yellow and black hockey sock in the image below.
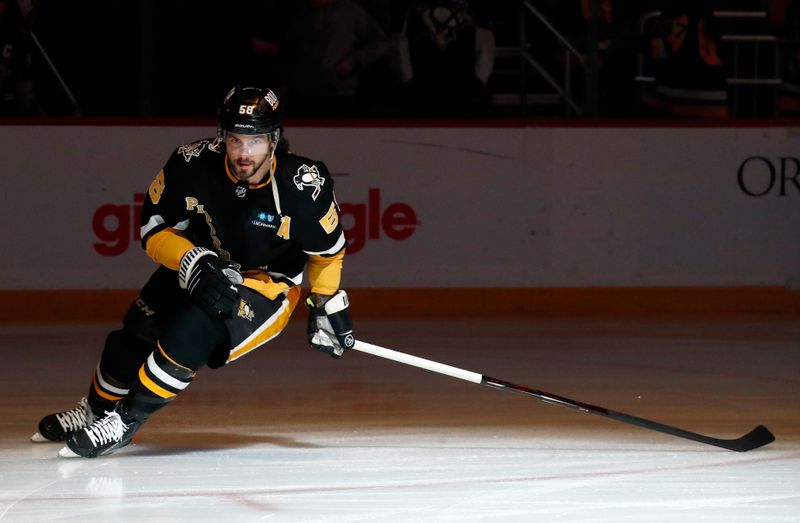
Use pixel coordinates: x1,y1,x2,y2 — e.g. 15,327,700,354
87,328,156,416
121,305,226,422
123,342,196,423
87,364,129,416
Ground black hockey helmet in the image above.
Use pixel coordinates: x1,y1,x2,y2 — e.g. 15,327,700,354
218,86,282,136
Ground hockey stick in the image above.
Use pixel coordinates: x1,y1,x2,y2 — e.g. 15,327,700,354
352,340,775,452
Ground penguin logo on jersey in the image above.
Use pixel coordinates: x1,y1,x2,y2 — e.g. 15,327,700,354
293,164,325,200
178,140,208,162
237,299,255,321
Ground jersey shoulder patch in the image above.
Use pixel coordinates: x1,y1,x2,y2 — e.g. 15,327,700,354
279,152,332,202
293,163,326,200
175,137,223,163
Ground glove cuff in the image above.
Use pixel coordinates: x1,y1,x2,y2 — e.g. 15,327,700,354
178,247,216,289
322,290,349,315
306,290,348,310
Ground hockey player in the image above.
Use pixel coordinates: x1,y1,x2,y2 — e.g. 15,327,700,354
31,86,355,458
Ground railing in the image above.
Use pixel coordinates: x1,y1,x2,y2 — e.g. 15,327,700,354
723,33,781,116
26,29,82,116
635,10,781,117
519,0,589,116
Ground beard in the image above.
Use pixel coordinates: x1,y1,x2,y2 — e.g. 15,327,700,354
229,155,268,182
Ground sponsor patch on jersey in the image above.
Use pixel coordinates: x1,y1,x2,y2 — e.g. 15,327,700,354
251,211,277,229
178,140,208,162
293,164,325,200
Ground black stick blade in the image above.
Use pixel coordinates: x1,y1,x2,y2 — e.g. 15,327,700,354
722,425,775,453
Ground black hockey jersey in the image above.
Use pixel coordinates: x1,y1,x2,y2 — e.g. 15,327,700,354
140,137,346,286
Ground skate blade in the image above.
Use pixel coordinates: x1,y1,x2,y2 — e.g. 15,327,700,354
31,432,53,443
57,441,135,459
58,445,81,459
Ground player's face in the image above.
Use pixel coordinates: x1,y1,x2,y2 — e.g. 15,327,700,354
225,132,275,183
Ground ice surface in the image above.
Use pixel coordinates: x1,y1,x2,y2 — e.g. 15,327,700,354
1,318,798,522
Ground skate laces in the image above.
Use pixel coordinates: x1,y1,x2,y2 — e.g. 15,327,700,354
55,398,94,432
84,411,127,447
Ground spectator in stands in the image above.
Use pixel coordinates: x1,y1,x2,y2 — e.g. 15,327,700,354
0,0,35,115
393,0,495,116
531,0,665,117
278,0,389,117
588,0,658,117
641,0,729,117
581,0,613,52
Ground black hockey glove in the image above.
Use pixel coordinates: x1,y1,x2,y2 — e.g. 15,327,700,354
178,247,243,317
306,290,355,358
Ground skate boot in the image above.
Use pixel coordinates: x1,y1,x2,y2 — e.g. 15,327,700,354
32,398,97,443
59,406,141,458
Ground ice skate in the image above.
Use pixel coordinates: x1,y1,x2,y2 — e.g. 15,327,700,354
32,398,96,443
59,407,140,458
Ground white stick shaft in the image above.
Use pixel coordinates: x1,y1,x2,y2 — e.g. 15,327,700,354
352,340,483,384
